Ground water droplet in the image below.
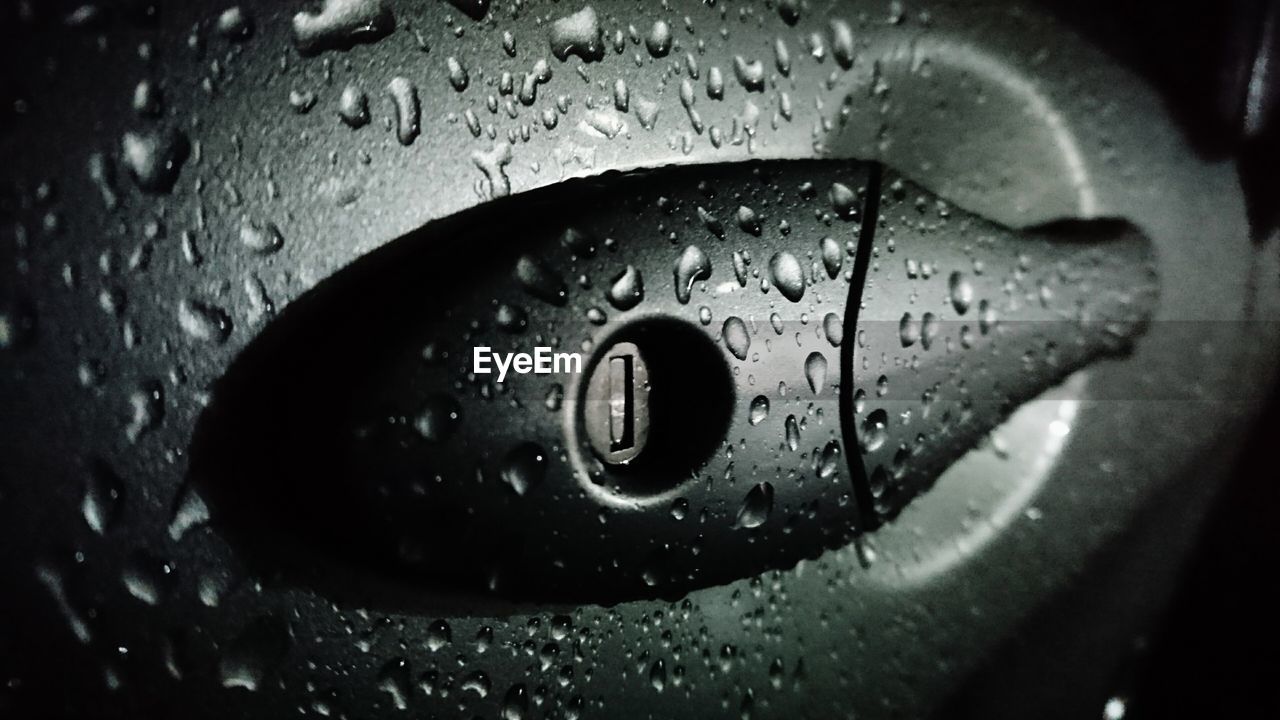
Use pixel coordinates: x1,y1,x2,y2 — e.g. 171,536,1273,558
414,395,461,441
125,380,164,443
748,395,770,425
99,287,125,317
649,658,667,691
861,409,888,451
736,205,761,235
35,563,91,643
500,443,547,496
132,79,162,117
899,312,921,347
606,265,644,310
830,20,854,68
121,128,189,193
598,80,625,117
474,625,494,653
216,6,253,41
243,275,274,325
87,153,119,210
501,683,530,720
635,96,660,129
545,384,564,411
949,271,973,314
426,619,452,651
0,298,36,350
707,66,725,99
560,228,599,256
288,89,317,114
646,20,672,57
121,552,169,606
167,483,210,542
778,0,801,25
219,615,291,692
472,142,513,199
920,312,939,350
376,658,411,710
732,250,749,286
697,206,725,238
979,299,998,334
447,0,490,21
733,55,766,92
820,237,843,278
514,254,567,305
583,109,627,138
386,77,420,145
822,312,843,346
735,482,773,529
519,60,553,105
338,83,370,127
177,299,232,344
461,670,491,698
447,56,469,91
768,251,805,302
1038,280,1053,308
82,459,124,535
292,0,395,54
830,182,857,219
785,414,801,451
817,440,841,479
722,316,750,360
239,217,284,255
673,245,711,304
495,303,528,332
549,6,603,62
804,351,828,395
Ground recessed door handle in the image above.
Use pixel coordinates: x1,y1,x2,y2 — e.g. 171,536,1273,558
187,159,1155,608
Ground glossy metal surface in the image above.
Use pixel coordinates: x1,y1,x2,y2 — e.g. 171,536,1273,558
1,1,1276,717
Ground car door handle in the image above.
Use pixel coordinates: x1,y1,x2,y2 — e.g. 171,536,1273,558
188,158,1154,607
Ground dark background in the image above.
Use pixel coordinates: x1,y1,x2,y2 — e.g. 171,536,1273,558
1029,2,1280,714
1126,385,1280,719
